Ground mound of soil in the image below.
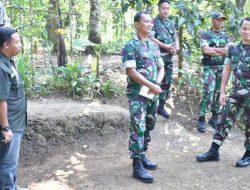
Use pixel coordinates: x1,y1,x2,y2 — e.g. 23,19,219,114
20,98,128,166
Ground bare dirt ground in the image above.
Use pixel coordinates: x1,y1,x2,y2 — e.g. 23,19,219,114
16,55,249,190
17,94,250,190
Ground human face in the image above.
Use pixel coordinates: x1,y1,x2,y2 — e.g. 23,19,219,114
159,2,170,19
240,20,250,44
135,14,153,36
4,33,22,57
212,18,225,31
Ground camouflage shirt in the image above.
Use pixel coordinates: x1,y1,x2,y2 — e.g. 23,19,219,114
225,41,250,94
152,15,176,62
121,35,164,96
200,29,231,65
0,1,9,26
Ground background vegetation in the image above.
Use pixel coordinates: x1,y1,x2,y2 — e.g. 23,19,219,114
3,0,250,98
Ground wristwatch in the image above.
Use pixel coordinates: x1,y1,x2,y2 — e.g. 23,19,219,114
1,125,10,132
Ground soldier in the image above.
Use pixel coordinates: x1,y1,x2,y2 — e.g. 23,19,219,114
197,13,232,133
196,17,250,167
0,1,10,27
0,27,28,190
121,11,164,183
150,0,179,119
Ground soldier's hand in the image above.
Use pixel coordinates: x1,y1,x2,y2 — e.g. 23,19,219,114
220,93,227,105
149,84,162,95
170,48,176,55
2,130,13,144
165,43,175,51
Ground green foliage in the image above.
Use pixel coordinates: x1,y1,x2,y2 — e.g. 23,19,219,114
49,62,124,98
177,68,203,97
72,38,102,78
57,62,83,97
16,53,50,97
122,0,158,12
101,79,125,97
102,41,123,54
7,0,249,101
16,53,35,96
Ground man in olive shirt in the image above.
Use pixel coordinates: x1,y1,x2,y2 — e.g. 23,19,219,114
0,27,27,190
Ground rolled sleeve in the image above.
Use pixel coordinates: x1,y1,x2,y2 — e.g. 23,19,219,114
121,43,136,69
123,60,136,68
200,33,209,48
200,39,209,48
157,57,164,68
224,57,231,65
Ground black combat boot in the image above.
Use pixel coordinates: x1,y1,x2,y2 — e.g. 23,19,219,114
157,100,169,119
196,142,220,162
141,154,157,170
236,150,250,167
208,113,218,129
197,116,206,133
132,157,154,183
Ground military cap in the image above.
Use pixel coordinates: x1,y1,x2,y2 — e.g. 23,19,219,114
212,12,227,20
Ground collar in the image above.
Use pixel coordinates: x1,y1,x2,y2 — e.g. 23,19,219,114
133,35,140,41
133,34,149,43
157,15,169,22
0,52,12,65
209,28,223,34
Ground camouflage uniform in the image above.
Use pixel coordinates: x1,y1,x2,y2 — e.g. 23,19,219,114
213,42,250,149
121,35,164,158
0,1,10,26
152,15,176,102
199,30,231,118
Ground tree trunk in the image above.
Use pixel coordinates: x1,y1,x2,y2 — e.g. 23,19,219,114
88,0,101,44
29,0,33,64
69,0,73,54
178,26,183,78
46,0,67,66
57,34,67,67
86,0,101,54
236,0,247,11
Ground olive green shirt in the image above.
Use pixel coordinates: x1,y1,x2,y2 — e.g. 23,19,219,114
0,52,27,131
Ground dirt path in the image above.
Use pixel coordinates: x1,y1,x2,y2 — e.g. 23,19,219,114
17,97,250,190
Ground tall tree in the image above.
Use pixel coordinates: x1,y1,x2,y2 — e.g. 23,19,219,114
88,0,101,45
46,0,67,66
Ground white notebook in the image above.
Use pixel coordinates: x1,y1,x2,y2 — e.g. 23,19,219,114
139,85,154,99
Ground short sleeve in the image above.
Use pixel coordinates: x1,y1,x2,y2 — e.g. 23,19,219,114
200,32,209,48
0,68,11,100
157,57,164,68
224,45,233,65
151,19,156,34
226,35,232,44
121,43,136,68
170,21,176,35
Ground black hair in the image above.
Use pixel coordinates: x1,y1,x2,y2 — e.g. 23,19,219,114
158,0,170,7
240,17,250,27
134,11,150,23
0,27,17,48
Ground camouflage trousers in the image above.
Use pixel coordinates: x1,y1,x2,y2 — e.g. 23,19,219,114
159,60,173,102
199,65,224,117
128,94,158,158
213,93,250,150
